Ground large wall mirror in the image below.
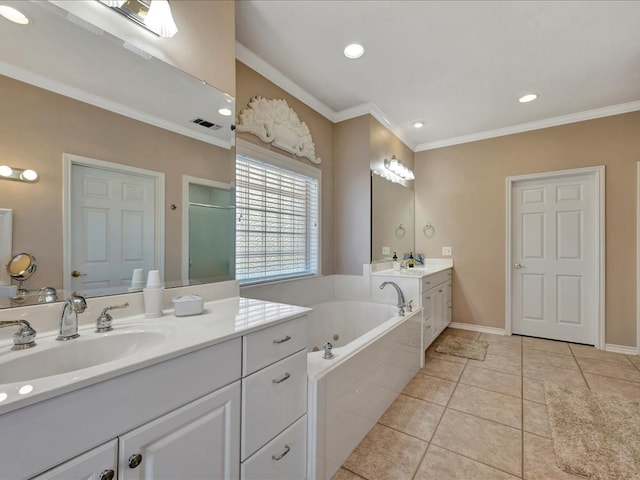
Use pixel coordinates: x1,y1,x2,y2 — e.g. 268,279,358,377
0,1,235,308
371,172,415,262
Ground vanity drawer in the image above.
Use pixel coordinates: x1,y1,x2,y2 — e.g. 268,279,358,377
243,316,307,376
241,349,307,460
241,414,307,480
421,269,451,292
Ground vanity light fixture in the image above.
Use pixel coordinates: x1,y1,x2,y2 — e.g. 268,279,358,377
343,43,365,59
217,107,232,117
519,93,539,103
384,155,415,181
411,121,425,128
98,0,178,38
0,165,39,183
0,4,30,24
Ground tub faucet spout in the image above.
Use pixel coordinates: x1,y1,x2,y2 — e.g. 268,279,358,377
379,281,412,316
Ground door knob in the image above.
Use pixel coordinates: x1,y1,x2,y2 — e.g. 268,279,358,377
513,263,524,269
99,470,115,480
128,453,143,469
71,270,87,278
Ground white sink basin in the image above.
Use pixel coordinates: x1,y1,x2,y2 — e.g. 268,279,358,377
0,330,167,384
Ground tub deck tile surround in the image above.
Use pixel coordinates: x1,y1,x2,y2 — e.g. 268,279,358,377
335,328,640,480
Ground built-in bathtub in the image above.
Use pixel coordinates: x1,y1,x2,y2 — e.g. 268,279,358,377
306,300,422,480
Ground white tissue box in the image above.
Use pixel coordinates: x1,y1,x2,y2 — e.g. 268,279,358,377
172,294,204,317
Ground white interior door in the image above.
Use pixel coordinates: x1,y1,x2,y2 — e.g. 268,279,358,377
510,170,601,345
70,163,157,294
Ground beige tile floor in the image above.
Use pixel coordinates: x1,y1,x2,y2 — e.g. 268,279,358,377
332,328,640,480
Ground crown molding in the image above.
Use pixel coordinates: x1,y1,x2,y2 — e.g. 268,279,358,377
416,100,640,151
236,43,415,151
335,102,416,151
236,42,336,121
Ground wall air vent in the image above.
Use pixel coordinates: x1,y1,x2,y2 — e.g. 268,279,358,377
192,118,222,130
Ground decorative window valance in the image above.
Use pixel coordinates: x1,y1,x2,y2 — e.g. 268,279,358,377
236,96,321,164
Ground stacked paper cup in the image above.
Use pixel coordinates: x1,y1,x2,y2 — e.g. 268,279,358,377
143,270,164,318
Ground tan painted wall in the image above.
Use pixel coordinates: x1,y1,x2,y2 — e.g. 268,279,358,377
334,116,371,274
414,111,640,347
333,115,415,273
169,0,236,96
0,75,233,290
235,60,335,275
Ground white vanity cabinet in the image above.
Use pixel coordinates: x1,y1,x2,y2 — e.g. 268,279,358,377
34,382,241,480
422,269,452,349
119,381,240,480
5,306,310,480
241,316,308,480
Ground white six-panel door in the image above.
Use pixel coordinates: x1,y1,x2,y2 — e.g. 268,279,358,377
510,169,601,345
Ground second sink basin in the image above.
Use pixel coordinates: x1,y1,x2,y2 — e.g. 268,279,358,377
0,330,167,384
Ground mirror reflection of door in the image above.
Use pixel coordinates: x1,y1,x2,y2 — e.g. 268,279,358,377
182,176,235,284
65,154,165,296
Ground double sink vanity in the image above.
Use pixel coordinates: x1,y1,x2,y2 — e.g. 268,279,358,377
0,286,310,480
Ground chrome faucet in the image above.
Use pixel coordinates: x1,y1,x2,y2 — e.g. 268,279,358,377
0,320,37,350
379,281,413,316
57,293,87,341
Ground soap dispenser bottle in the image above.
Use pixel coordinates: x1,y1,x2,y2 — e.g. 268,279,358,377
408,252,415,268
392,252,400,271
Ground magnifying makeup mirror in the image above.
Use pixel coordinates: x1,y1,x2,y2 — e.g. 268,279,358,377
7,252,37,299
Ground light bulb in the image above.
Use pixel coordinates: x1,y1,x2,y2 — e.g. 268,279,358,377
0,165,13,177
20,169,38,182
343,43,364,59
144,0,178,38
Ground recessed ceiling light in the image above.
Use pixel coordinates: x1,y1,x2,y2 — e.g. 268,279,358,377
0,5,29,25
411,121,425,129
217,107,232,117
343,43,364,59
519,93,539,103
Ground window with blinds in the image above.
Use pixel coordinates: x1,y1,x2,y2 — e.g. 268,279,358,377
235,153,319,284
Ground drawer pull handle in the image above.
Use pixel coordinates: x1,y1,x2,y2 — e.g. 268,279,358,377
272,445,291,461
426,296,432,300
273,335,291,344
425,281,431,284
425,325,431,329
272,372,291,384
438,289,443,293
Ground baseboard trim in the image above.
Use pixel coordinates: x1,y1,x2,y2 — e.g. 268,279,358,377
604,343,638,355
449,322,506,336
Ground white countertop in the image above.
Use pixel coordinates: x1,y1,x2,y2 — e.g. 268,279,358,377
370,259,453,278
0,297,310,415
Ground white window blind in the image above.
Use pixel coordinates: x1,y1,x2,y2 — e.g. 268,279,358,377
235,153,319,284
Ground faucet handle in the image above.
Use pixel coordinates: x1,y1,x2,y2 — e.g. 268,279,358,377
96,302,130,332
0,320,37,350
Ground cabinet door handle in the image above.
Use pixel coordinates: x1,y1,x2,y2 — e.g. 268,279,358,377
272,445,291,461
273,335,291,344
128,453,143,469
426,296,432,300
438,289,443,293
99,470,115,480
272,372,291,384
425,281,431,284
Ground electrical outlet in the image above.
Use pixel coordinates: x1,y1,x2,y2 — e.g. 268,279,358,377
442,246,452,256
382,246,390,255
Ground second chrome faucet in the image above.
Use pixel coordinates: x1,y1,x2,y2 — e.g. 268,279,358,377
379,281,413,316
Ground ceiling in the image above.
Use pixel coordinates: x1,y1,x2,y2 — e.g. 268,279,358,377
235,1,640,151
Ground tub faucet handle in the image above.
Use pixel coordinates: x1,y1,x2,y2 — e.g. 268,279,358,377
322,342,334,359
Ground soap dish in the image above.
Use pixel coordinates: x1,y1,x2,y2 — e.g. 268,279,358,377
172,294,204,317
